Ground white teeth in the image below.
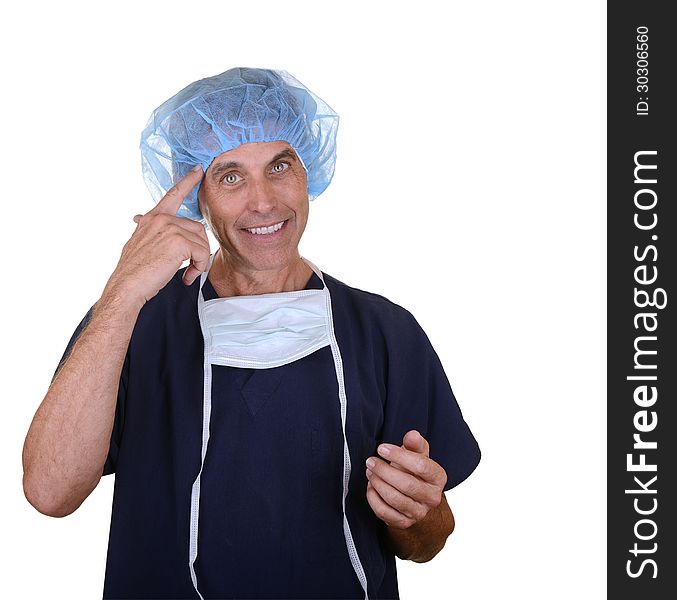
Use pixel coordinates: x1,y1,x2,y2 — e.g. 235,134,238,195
246,221,285,235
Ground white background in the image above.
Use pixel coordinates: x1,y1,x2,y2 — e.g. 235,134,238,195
1,1,606,598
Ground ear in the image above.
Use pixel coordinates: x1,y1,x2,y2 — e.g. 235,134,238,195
197,183,209,221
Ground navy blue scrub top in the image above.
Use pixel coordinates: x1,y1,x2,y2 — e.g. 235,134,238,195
57,268,481,600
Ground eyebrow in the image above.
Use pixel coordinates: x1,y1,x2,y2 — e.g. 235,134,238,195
209,161,239,181
208,149,298,181
268,149,299,166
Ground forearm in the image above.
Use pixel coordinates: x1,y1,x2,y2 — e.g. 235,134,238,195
386,493,455,563
22,283,142,517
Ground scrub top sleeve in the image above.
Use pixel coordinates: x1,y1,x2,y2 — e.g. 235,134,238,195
52,306,95,381
381,311,481,491
102,351,127,476
53,305,127,477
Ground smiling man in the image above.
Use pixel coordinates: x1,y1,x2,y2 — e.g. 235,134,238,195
23,68,480,600
197,141,313,296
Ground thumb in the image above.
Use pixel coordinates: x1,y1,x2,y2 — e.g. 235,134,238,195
402,430,429,456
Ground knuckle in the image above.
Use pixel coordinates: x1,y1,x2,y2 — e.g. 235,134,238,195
135,214,151,227
377,479,392,497
383,486,399,505
148,213,170,228
190,220,206,234
193,252,210,268
402,498,418,519
165,184,181,198
171,222,192,237
414,457,428,475
429,490,442,508
186,223,200,236
414,504,428,522
404,478,419,497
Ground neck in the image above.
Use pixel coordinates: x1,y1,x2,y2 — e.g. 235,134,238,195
207,249,314,297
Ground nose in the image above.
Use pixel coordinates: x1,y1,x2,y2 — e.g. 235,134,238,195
246,175,278,213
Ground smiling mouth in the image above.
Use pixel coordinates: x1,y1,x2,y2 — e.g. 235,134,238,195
243,220,287,235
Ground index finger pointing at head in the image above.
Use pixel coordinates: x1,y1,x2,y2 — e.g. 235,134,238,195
149,164,204,216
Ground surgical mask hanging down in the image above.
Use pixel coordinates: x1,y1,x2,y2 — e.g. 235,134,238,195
188,254,369,600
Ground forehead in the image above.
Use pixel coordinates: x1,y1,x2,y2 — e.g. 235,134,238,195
208,140,296,171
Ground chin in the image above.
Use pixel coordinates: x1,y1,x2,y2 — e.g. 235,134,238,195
246,253,298,272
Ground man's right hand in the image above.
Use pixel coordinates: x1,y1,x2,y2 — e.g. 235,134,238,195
23,165,211,518
107,165,211,309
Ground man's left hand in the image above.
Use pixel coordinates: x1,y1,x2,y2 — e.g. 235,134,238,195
365,430,448,530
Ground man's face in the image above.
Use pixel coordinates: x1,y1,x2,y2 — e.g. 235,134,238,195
198,141,309,273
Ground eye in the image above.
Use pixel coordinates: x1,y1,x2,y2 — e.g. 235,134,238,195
222,172,242,185
271,162,289,174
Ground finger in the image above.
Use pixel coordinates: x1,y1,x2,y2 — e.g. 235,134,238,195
375,444,446,488
388,430,428,474
133,213,209,249
170,215,208,238
170,217,211,249
161,224,211,255
180,244,212,286
181,240,211,285
367,457,440,505
402,430,429,456
366,469,427,521
182,263,202,286
149,164,204,217
366,481,415,530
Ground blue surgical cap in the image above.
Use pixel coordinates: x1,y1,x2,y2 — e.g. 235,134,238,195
140,67,339,223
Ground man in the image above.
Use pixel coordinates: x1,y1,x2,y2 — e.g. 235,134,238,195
23,68,480,599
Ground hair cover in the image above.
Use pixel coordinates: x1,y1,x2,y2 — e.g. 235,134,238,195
140,67,339,222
